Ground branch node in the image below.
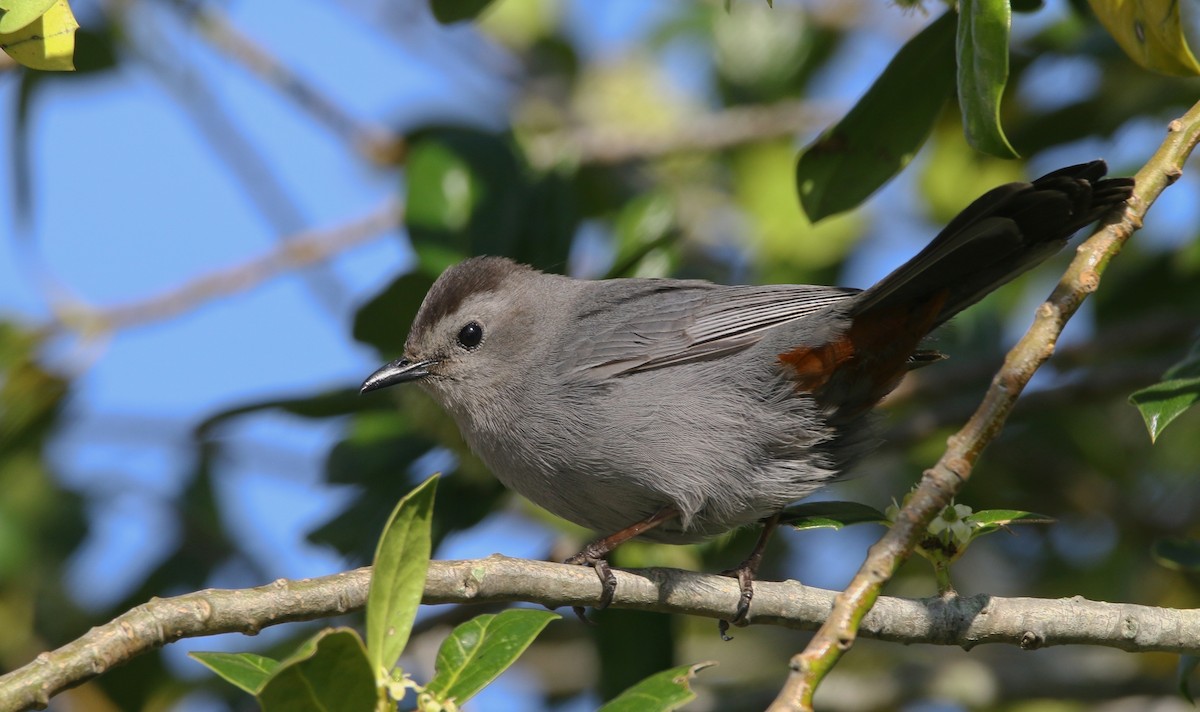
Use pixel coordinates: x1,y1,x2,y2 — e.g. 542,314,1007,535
1019,631,1044,650
1122,616,1139,639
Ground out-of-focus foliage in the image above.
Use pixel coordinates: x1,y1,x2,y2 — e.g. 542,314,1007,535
3,0,1200,710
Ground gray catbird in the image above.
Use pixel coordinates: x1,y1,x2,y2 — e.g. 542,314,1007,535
362,160,1133,623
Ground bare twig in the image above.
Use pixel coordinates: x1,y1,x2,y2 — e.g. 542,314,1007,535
767,106,1200,711
187,4,406,166
3,557,1199,712
525,100,838,169
45,200,402,337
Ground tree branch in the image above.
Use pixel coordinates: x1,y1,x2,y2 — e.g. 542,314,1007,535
43,200,402,337
185,4,406,166
2,557,1199,712
768,105,1200,711
525,100,837,169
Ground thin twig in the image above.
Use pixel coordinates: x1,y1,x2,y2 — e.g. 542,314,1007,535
45,200,402,337
525,100,837,169
3,557,1200,712
186,4,406,166
767,105,1200,711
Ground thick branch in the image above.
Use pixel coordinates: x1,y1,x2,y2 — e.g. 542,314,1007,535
769,106,1200,711
2,558,1199,712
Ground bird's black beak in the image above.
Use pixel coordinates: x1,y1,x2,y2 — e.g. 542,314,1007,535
360,358,436,394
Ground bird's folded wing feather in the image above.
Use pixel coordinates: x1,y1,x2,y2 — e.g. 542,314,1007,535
566,282,858,377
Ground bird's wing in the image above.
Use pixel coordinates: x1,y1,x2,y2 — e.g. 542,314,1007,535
566,281,858,377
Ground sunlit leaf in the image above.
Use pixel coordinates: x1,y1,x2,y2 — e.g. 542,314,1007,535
1130,338,1200,442
258,628,377,712
0,0,77,70
190,652,278,694
779,501,889,531
367,475,437,679
0,0,56,33
795,11,957,221
1130,377,1200,442
598,662,714,712
1089,0,1200,76
426,609,558,706
957,0,1018,157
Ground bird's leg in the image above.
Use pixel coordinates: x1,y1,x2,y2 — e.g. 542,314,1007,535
718,513,782,639
565,506,679,621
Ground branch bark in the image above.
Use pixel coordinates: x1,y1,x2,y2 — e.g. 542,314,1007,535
2,558,1199,712
767,105,1200,711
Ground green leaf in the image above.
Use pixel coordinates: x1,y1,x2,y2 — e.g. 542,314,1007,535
795,11,957,221
429,0,497,24
1129,377,1200,442
258,628,378,712
1130,338,1200,442
778,501,889,531
426,609,559,706
957,0,1017,157
965,509,1053,534
598,662,715,712
0,0,57,34
1152,539,1200,572
1179,654,1199,704
189,652,279,695
367,475,438,679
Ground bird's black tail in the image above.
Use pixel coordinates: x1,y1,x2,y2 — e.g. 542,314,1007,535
853,160,1134,329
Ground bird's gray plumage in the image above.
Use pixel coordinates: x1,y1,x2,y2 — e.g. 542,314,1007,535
369,161,1134,544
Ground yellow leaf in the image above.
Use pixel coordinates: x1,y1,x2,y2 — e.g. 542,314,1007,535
0,0,57,34
1088,0,1200,76
0,0,77,71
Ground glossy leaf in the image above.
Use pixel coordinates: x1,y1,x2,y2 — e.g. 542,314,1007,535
190,652,278,694
598,662,714,712
957,0,1017,157
965,509,1053,534
426,609,559,706
430,0,497,24
795,11,956,221
779,501,889,531
1130,340,1200,442
367,475,438,679
258,628,377,712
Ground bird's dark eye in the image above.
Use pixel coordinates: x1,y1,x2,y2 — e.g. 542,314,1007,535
457,321,483,350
